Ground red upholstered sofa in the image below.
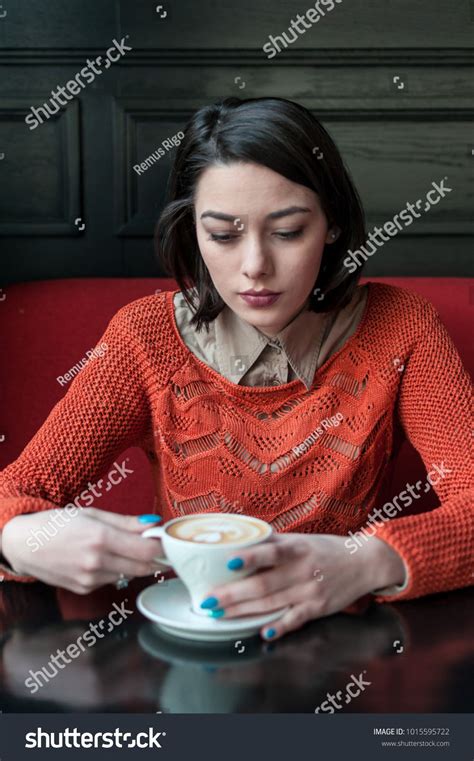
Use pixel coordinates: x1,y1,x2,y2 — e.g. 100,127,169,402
0,278,472,519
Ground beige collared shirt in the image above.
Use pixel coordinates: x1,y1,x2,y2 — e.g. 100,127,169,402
173,285,368,388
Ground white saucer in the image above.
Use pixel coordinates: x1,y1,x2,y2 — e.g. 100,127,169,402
136,578,289,642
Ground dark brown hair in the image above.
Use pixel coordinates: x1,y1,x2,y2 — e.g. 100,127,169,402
155,96,367,331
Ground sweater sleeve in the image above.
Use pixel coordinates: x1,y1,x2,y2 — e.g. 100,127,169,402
0,304,151,582
373,300,473,602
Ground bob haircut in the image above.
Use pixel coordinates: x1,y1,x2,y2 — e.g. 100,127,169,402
155,96,367,332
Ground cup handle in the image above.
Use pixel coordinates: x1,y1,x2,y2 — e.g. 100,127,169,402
141,526,174,568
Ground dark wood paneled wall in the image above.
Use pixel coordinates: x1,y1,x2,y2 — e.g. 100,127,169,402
0,0,473,282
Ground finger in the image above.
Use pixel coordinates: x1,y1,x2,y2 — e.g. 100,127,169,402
222,576,323,619
71,551,166,595
89,521,166,564
68,571,122,595
204,561,299,612
85,507,163,533
221,583,300,619
223,534,308,576
260,601,317,641
96,551,163,579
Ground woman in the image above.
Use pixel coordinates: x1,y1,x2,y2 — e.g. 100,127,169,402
0,97,472,641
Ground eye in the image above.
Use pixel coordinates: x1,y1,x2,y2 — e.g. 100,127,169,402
208,233,238,244
273,229,304,240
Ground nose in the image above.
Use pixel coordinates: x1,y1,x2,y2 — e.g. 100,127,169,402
241,234,273,280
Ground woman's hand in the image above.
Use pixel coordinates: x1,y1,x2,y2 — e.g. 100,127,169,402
200,532,406,640
1,507,164,594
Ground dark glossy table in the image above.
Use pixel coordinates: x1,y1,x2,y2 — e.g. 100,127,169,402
1,576,473,714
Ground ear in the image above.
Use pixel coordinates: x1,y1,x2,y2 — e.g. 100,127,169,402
325,226,341,244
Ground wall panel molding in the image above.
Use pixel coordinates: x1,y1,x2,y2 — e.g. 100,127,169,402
1,48,473,66
0,98,81,236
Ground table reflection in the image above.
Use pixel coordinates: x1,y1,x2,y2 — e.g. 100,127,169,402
0,579,473,713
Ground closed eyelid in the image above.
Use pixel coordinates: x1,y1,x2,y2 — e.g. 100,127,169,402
272,226,304,231
202,223,239,233
272,227,305,236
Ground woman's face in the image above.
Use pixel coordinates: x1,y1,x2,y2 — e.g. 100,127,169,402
194,161,338,336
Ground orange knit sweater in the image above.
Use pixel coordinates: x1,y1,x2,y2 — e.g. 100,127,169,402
0,283,472,602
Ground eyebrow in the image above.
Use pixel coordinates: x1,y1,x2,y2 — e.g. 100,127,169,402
200,206,311,222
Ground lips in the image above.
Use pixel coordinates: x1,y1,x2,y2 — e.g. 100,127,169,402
239,290,281,296
239,293,281,307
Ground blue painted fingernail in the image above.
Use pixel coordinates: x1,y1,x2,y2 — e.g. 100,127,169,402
264,628,276,639
138,514,162,524
208,608,225,618
227,557,244,570
200,596,219,609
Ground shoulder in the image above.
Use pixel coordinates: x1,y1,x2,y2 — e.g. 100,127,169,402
352,282,444,370
108,291,171,334
100,290,188,386
365,281,440,336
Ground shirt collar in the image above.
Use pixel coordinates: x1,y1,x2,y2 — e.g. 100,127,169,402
214,298,329,390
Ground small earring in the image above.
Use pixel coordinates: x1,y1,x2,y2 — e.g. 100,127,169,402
331,232,337,240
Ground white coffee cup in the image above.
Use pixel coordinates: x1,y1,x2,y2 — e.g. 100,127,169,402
141,513,273,616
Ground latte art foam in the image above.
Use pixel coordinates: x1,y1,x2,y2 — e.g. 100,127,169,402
167,516,267,545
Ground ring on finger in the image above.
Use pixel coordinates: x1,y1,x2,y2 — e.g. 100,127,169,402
115,573,129,590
